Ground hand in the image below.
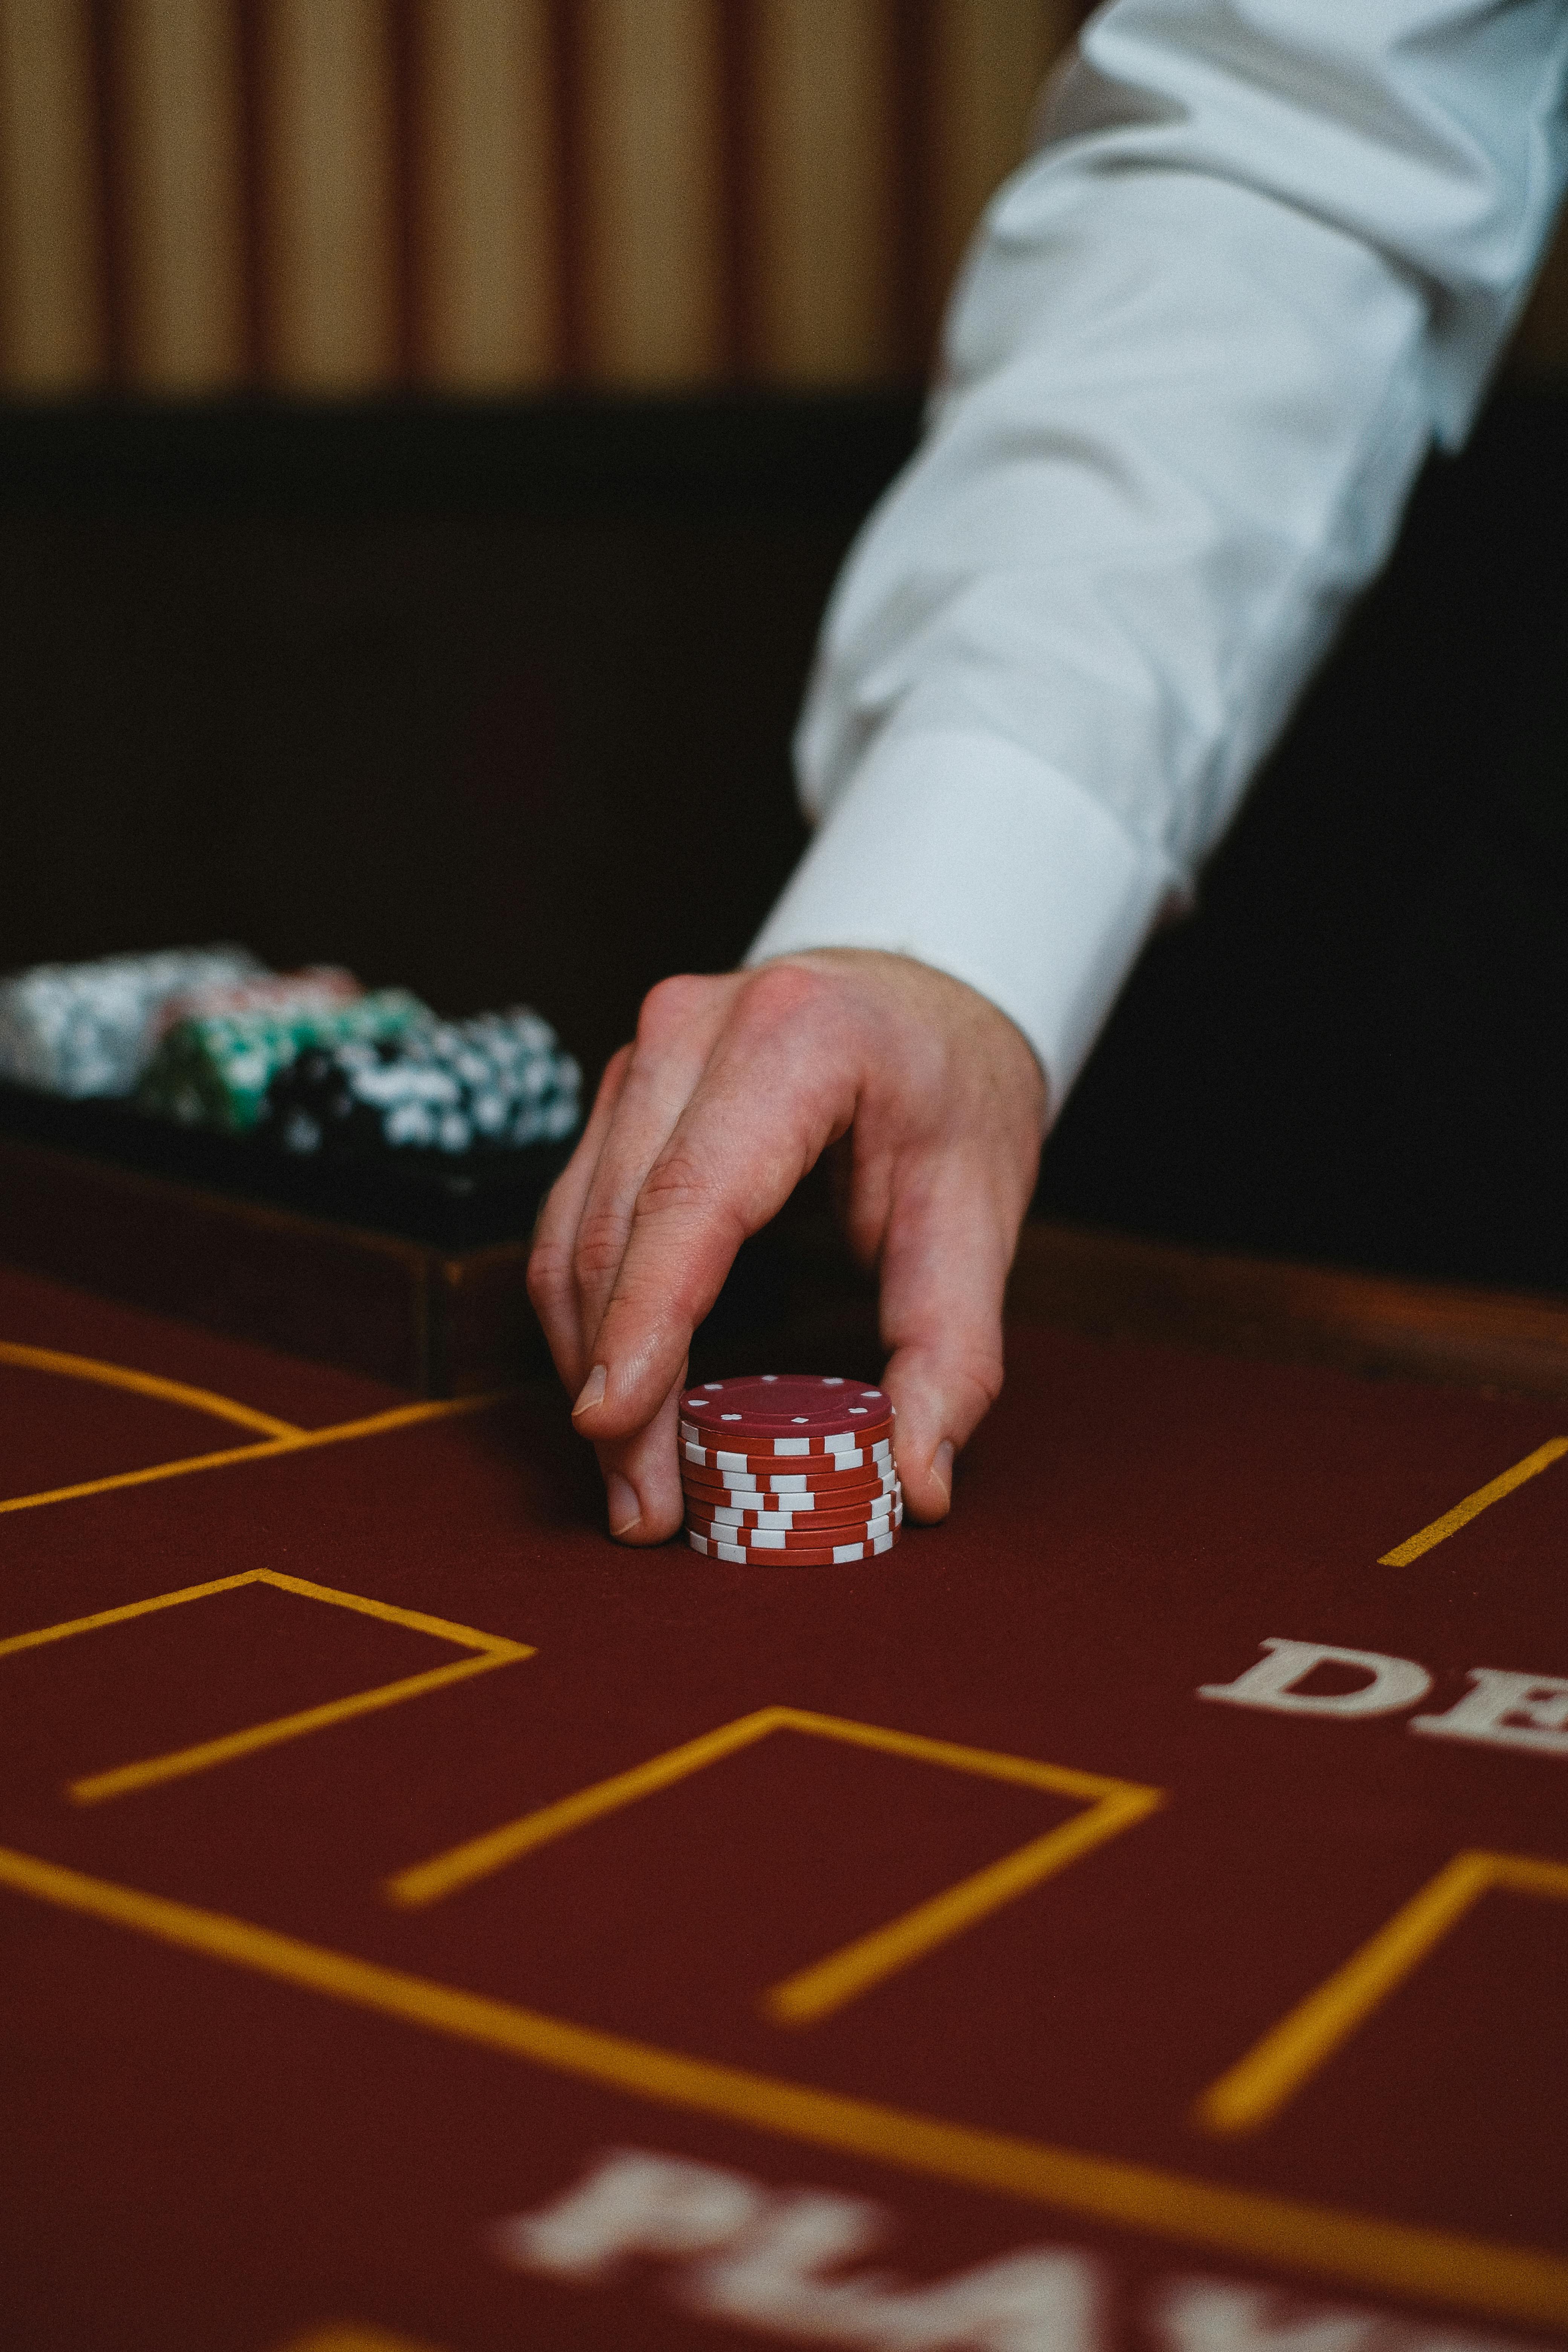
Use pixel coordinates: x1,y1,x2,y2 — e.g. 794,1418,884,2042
527,950,1048,1542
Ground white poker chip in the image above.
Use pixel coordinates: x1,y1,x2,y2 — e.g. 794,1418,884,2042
681,1435,892,1473
686,1528,899,1565
686,1476,899,1514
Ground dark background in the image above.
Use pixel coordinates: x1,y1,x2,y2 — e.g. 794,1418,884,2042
1,386,1563,1294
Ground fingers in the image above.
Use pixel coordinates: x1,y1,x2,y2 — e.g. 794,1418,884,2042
536,952,1043,1550
534,971,814,1548
529,977,737,1409
875,1148,1018,1524
591,1370,687,1546
567,976,734,1366
572,965,858,1444
527,1044,632,1394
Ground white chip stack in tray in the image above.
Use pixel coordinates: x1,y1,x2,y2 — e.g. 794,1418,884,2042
0,945,266,1097
0,946,585,1164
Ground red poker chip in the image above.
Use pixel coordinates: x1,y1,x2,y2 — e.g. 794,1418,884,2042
681,1505,902,1543
687,1486,902,1522
681,1464,898,1504
680,1414,893,1452
681,1374,891,1431
687,1527,902,1566
683,1498,899,1533
681,1427,893,1467
685,1504,901,1543
681,1449,902,1486
680,1375,891,1446
684,1481,900,1519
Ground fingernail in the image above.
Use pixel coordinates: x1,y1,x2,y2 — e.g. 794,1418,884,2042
606,1472,641,1537
931,1439,954,1501
572,1363,607,1418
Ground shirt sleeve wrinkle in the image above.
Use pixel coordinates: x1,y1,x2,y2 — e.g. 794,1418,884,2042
755,0,1568,1101
1051,1,1568,416
806,196,1433,856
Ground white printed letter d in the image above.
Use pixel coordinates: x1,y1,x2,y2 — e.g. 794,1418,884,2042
1199,1637,1432,1719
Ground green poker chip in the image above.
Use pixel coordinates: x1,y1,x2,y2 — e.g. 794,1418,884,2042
136,988,433,1133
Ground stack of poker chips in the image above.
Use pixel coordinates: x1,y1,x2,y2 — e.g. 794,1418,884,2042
137,985,431,1134
0,945,266,1097
0,942,581,1161
148,964,363,1044
680,1375,901,1566
264,1008,581,1156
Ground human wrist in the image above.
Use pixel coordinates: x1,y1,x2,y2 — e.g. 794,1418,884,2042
747,725,1177,1109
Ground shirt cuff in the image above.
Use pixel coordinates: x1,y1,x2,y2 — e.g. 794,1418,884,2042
745,726,1179,1109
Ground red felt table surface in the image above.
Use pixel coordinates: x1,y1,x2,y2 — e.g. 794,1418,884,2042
1,1257,1566,2352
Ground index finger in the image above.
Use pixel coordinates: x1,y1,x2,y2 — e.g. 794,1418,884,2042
571,965,859,1443
527,1044,633,1393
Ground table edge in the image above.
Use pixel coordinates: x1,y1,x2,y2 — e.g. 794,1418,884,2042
1008,1221,1568,1401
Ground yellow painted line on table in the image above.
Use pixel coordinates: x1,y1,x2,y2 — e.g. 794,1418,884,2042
390,1708,1154,1910
0,1392,510,1518
766,1777,1160,2029
0,1567,533,1802
0,1566,525,1665
0,1339,302,1437
385,1707,798,1906
387,1705,1162,2027
1379,1436,1568,1565
70,1653,519,1804
1,1844,1566,2331
1195,1849,1568,2136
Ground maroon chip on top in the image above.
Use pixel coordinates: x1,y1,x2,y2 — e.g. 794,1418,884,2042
679,1375,891,1448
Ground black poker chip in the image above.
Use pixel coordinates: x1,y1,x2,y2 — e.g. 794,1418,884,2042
262,1008,580,1158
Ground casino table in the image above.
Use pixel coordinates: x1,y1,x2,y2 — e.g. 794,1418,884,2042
2,1234,1566,2352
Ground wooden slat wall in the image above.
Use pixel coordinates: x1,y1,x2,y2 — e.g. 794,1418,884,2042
412,0,556,387
0,0,1561,398
259,0,398,389
0,0,103,388
574,0,726,385
116,0,245,389
747,0,897,385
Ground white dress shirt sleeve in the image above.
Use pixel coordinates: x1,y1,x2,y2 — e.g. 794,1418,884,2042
747,0,1568,1107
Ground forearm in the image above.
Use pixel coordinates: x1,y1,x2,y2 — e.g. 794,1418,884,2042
754,0,1568,1104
